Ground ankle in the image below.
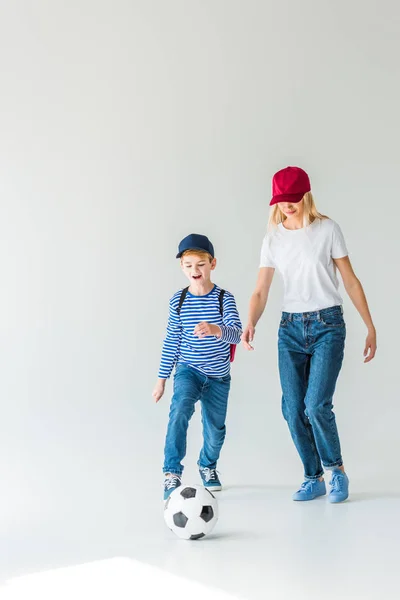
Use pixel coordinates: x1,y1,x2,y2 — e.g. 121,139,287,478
331,465,345,474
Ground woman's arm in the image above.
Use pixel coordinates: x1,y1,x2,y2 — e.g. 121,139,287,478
241,267,275,351
334,256,377,363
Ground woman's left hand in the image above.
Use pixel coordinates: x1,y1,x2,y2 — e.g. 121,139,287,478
364,329,377,363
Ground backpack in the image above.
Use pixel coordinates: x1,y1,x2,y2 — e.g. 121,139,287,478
176,287,237,362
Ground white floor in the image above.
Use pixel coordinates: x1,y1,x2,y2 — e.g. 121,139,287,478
1,480,399,599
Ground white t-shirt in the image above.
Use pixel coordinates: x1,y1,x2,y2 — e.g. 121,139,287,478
260,218,348,313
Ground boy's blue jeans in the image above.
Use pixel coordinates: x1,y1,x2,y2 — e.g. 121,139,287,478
278,306,346,480
163,363,231,476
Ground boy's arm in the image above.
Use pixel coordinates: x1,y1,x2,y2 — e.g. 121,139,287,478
220,292,242,344
158,297,182,379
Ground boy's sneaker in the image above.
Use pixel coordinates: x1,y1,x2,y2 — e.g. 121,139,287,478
293,479,326,501
328,469,349,503
163,473,182,501
199,467,222,491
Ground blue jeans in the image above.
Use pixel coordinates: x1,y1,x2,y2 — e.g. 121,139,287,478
278,306,346,480
163,363,231,475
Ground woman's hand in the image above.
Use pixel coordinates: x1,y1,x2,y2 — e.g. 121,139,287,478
364,328,377,363
242,268,274,351
333,257,377,364
241,324,256,351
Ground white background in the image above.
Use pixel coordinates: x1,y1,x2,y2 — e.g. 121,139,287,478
0,0,399,593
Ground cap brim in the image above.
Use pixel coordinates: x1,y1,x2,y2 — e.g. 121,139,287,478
269,192,306,206
176,247,214,259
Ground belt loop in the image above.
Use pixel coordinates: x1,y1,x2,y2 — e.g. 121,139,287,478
317,311,321,321
289,312,292,322
340,305,343,315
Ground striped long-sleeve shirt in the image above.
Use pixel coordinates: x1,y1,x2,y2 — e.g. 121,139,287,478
158,284,242,379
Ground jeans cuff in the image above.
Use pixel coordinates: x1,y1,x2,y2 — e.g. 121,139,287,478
163,468,183,476
304,471,324,481
323,461,343,470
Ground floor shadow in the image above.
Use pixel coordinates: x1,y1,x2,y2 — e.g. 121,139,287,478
200,530,265,542
347,491,400,503
222,483,293,492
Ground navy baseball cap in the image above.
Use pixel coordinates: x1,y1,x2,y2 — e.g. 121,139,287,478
176,234,215,259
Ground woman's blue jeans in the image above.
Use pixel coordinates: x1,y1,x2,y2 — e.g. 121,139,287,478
278,306,346,480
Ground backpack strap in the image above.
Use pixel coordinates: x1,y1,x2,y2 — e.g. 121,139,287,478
219,289,225,317
178,287,225,317
177,287,189,316
218,289,237,363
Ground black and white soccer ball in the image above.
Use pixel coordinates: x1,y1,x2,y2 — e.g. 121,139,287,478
164,485,218,540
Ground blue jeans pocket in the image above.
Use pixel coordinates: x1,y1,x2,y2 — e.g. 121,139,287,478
174,363,188,378
217,374,231,384
320,315,345,328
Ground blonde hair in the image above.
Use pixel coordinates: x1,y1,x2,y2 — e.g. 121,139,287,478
181,249,213,262
268,192,328,228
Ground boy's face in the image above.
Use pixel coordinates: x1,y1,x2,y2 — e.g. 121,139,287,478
181,253,216,284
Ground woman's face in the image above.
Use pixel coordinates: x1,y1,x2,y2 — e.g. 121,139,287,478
278,199,304,220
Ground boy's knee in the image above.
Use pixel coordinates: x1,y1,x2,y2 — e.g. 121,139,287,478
170,400,195,420
207,424,226,444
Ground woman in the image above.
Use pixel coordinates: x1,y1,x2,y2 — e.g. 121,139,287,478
242,166,377,503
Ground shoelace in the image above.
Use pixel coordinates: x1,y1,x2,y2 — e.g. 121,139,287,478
330,473,343,492
297,480,317,493
164,474,181,490
200,467,218,483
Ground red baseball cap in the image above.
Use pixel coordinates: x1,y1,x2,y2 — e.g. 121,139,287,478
270,166,311,206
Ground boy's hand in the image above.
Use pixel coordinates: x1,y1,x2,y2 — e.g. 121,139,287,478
193,322,222,339
153,379,166,403
241,324,255,350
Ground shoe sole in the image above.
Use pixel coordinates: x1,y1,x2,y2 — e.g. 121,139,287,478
328,495,349,503
203,485,222,492
293,493,326,501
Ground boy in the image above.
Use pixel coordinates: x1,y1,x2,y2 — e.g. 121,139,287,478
153,234,242,500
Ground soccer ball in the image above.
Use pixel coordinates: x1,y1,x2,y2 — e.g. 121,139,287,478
164,485,218,540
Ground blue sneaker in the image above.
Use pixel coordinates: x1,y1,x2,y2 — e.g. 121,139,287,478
293,479,326,501
199,467,222,491
163,473,182,501
329,470,349,503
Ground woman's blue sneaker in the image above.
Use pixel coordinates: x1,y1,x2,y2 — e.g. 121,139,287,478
328,470,349,503
293,479,326,501
199,467,222,491
163,473,182,501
